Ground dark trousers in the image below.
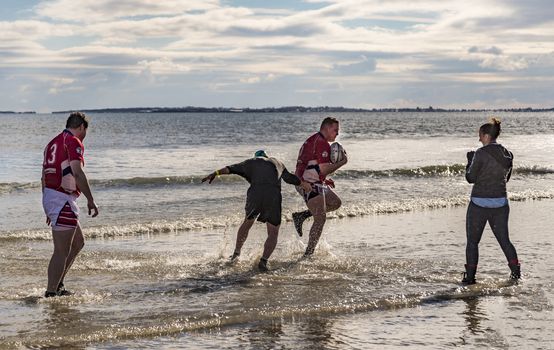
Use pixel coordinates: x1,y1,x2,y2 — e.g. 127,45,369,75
465,201,519,268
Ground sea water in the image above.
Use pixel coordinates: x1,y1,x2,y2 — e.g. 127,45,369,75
0,112,553,348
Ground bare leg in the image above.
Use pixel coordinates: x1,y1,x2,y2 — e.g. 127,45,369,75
305,189,342,255
47,228,78,293
234,218,255,255
262,223,280,260
59,226,85,285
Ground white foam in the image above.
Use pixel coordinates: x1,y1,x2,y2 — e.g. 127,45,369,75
2,190,553,242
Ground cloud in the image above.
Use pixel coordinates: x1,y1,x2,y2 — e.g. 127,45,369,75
35,0,219,22
138,57,191,75
239,74,277,84
467,46,528,71
468,46,503,55
1,0,554,110
332,56,377,75
42,76,82,95
477,55,528,71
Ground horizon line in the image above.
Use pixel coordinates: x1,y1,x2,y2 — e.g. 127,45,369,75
3,105,554,114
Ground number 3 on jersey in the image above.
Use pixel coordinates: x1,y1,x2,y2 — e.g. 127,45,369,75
45,143,57,165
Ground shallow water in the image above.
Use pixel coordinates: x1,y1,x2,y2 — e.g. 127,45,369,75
1,199,552,348
1,112,553,348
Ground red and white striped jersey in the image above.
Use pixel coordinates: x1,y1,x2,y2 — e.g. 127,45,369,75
42,129,85,196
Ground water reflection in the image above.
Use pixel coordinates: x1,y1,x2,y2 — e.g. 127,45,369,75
458,296,489,346
43,301,87,349
243,319,284,349
462,296,487,335
300,317,340,349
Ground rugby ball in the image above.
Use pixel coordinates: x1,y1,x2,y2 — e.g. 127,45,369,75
330,142,345,163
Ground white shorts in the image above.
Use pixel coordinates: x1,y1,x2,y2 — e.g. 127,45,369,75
42,188,80,231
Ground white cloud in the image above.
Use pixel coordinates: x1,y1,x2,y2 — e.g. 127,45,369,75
138,57,191,75
478,55,529,71
1,0,554,110
239,74,278,84
47,77,78,95
36,0,219,22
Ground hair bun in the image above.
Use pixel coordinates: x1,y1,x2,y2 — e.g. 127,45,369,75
490,117,501,125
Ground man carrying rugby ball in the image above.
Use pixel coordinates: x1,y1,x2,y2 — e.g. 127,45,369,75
293,117,347,257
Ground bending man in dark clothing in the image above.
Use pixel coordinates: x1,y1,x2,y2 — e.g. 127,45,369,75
202,150,311,271
463,117,520,285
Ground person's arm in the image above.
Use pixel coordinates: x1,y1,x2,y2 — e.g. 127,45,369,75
69,160,99,217
41,172,51,225
281,168,301,186
506,151,513,182
465,150,482,184
202,167,230,184
319,156,347,176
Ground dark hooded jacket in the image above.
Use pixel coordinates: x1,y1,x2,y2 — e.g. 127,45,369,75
465,143,513,198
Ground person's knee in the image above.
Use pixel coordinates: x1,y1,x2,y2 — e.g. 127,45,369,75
313,212,326,224
75,238,85,251
54,242,72,257
73,228,85,250
333,197,342,210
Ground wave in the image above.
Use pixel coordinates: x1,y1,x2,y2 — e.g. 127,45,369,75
2,164,553,195
0,175,246,195
335,164,554,179
335,164,467,178
2,189,553,241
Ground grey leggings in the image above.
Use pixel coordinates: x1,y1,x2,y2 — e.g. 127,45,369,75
466,201,519,268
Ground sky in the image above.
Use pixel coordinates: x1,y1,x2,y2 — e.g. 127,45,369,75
1,0,553,112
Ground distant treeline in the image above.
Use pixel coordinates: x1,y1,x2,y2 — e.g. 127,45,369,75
52,106,554,114
0,111,36,114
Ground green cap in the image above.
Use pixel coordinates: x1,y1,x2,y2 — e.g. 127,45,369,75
254,150,268,158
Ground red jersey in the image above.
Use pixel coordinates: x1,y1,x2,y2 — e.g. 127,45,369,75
42,130,85,196
295,132,331,183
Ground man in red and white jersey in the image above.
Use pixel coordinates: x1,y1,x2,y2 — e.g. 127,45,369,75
41,112,99,298
293,117,347,256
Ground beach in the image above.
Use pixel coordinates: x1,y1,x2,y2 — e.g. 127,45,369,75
1,111,553,348
0,199,552,348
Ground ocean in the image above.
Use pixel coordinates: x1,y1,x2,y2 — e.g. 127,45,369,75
1,111,553,348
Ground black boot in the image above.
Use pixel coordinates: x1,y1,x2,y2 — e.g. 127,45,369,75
509,264,521,280
258,258,269,272
57,282,73,296
461,264,477,285
292,210,312,237
44,291,58,298
229,251,240,262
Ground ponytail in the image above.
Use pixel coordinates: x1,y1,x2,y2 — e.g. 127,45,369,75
479,117,501,139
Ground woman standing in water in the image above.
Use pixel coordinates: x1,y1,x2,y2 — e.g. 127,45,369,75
463,117,521,285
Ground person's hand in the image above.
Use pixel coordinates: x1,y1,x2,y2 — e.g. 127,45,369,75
300,181,312,193
339,149,348,165
324,178,335,188
466,151,475,163
202,173,216,184
46,216,51,226
88,200,99,217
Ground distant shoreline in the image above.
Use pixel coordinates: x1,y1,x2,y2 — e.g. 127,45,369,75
4,106,554,114
50,106,554,114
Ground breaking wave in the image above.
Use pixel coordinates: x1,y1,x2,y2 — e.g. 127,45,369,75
2,164,553,195
2,189,552,241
